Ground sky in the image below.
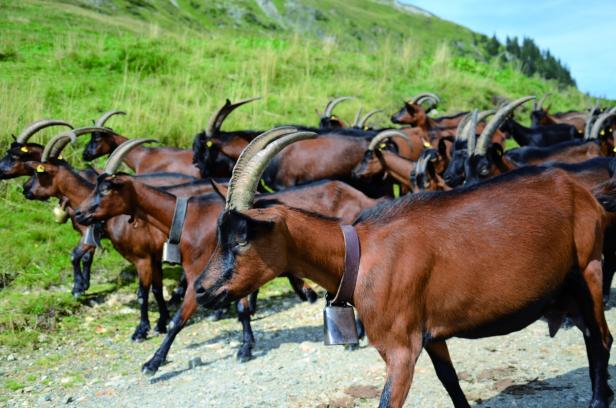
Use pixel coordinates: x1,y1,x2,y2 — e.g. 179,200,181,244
404,0,616,99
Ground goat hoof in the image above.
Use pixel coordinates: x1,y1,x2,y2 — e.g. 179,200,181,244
154,322,167,335
303,288,318,304
72,290,84,298
131,325,150,342
237,345,253,363
141,360,160,376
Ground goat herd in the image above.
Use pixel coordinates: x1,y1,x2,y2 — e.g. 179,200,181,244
4,93,616,407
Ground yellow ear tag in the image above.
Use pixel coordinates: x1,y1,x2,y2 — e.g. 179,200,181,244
36,164,45,173
57,155,63,160
331,115,338,119
601,130,605,136
378,143,387,149
206,140,213,148
20,146,29,153
613,146,616,153
423,140,431,148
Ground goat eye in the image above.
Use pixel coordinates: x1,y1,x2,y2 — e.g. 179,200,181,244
480,167,489,176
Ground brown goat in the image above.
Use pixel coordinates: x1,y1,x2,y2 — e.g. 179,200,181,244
194,131,614,408
74,130,381,375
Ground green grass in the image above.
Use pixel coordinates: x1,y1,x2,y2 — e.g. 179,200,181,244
0,0,609,349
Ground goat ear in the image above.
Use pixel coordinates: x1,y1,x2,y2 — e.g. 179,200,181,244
406,104,417,114
210,179,228,200
490,144,505,160
438,139,448,157
23,161,43,174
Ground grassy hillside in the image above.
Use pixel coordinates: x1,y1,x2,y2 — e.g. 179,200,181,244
0,0,603,356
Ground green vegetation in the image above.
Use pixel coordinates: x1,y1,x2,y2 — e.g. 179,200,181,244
0,0,606,354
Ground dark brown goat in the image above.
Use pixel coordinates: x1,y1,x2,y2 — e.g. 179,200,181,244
22,136,202,340
194,131,614,408
74,129,381,375
83,100,260,177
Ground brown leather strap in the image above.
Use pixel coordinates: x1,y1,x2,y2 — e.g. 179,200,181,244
331,225,361,306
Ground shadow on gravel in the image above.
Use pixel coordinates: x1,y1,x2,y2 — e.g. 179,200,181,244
186,324,323,355
149,355,234,384
476,364,616,407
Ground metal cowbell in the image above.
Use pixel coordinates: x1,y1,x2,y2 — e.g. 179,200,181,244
323,304,359,346
162,241,182,264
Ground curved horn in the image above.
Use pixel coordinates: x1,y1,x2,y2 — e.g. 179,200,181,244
536,93,551,110
205,97,261,138
42,127,118,162
465,110,479,155
459,109,496,142
358,109,383,128
475,96,535,156
94,110,126,127
72,126,117,138
16,119,74,143
227,131,318,210
103,138,158,174
226,127,298,206
455,113,473,141
584,102,602,140
368,130,413,151
589,107,616,140
323,96,354,117
41,132,77,162
351,108,363,128
411,92,440,106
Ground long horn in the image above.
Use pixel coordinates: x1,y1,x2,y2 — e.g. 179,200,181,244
226,127,298,207
351,108,363,128
323,96,354,117
368,130,413,151
475,96,535,156
537,93,551,110
459,109,496,142
41,132,77,162
358,109,383,128
584,102,602,140
103,138,157,174
16,119,74,143
455,113,473,141
411,92,440,105
466,110,479,155
205,97,261,138
42,127,117,162
94,110,126,127
589,107,616,140
227,131,318,211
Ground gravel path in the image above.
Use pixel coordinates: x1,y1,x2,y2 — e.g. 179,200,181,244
4,288,616,407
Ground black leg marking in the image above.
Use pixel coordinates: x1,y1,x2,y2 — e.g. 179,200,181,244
142,310,185,376
152,281,169,335
81,248,94,292
132,283,151,342
236,299,255,363
425,343,470,408
378,378,392,408
70,245,85,297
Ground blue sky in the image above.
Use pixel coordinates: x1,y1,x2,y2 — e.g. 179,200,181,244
405,1,616,99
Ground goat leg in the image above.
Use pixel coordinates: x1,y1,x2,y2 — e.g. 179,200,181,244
236,296,255,362
577,259,613,407
142,284,197,376
425,341,469,408
151,259,169,335
132,282,151,342
285,274,318,303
